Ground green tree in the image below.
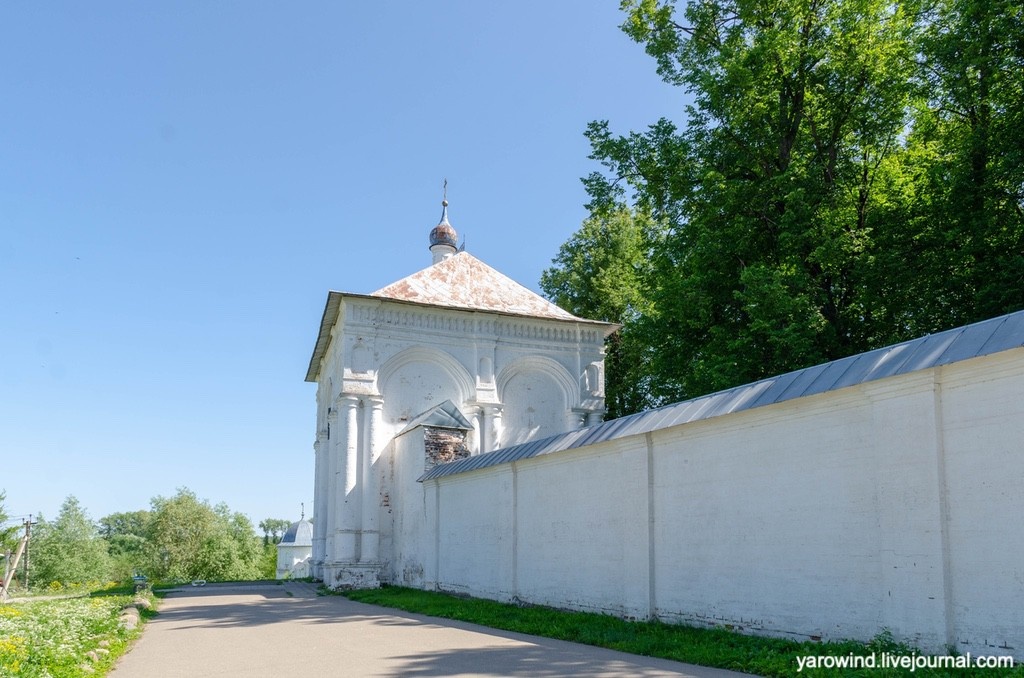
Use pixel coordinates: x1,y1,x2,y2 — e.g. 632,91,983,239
258,518,291,546
572,0,975,402
563,0,1024,407
99,510,151,581
541,208,663,416
890,0,1024,331
145,488,262,582
0,490,20,552
98,510,150,540
260,542,278,579
29,496,112,588
218,504,263,579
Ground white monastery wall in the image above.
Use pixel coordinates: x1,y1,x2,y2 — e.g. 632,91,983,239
388,428,434,587
409,349,1024,659
435,470,514,599
940,355,1024,653
515,439,647,614
649,373,948,647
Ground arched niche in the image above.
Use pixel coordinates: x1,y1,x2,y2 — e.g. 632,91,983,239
378,347,474,428
497,356,577,447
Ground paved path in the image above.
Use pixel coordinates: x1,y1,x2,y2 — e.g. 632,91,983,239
111,581,753,678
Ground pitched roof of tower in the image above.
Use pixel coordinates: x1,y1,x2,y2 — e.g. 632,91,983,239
371,251,580,321
304,253,616,382
305,194,617,383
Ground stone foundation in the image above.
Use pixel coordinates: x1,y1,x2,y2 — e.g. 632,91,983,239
322,561,382,590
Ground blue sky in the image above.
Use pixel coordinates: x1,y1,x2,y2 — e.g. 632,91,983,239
0,2,687,528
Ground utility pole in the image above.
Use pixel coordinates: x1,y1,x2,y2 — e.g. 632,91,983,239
0,519,31,601
24,515,32,591
2,550,9,596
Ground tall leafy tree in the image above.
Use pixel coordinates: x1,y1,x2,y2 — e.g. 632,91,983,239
258,518,291,546
892,0,1024,331
257,518,291,579
217,503,263,578
568,0,1024,403
29,496,112,588
99,510,151,581
146,488,261,582
98,510,150,541
541,208,663,416
0,491,20,552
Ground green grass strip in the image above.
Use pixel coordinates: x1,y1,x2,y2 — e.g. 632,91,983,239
343,586,1022,677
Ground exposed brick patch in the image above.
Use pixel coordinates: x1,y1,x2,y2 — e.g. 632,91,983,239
424,427,470,471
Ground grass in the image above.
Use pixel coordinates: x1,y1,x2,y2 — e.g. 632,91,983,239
343,586,1023,677
0,586,156,677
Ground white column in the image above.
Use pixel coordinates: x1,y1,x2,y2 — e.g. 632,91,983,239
360,395,384,563
312,432,328,574
566,409,587,430
487,405,504,451
464,405,482,455
586,410,605,426
323,409,339,567
333,395,360,562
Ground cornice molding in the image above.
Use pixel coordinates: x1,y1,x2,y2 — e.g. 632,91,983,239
342,298,607,345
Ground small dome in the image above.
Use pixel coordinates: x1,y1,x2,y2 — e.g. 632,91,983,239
279,518,313,546
429,223,458,248
429,200,458,248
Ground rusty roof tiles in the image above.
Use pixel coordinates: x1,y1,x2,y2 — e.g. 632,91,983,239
371,251,581,321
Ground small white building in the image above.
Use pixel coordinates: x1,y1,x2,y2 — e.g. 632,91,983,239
276,517,313,579
305,197,615,587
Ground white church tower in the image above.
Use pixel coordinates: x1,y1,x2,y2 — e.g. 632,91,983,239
305,194,615,587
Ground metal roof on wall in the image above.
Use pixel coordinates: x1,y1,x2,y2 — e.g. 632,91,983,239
420,309,1024,482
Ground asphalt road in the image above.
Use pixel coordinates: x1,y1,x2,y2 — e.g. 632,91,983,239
110,581,753,678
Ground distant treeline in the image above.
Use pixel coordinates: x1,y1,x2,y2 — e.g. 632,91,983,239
1,489,292,589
